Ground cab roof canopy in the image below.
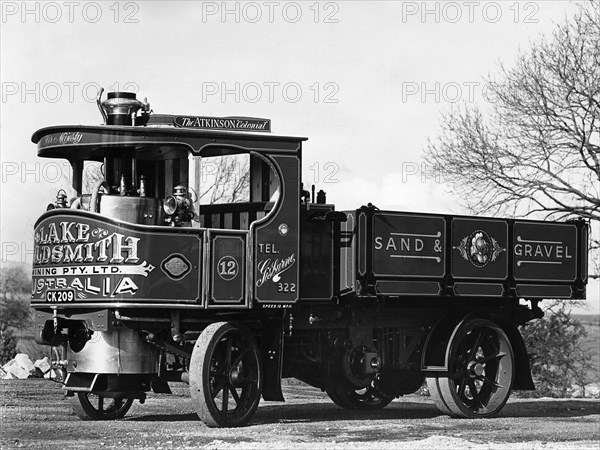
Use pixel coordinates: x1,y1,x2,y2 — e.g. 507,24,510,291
32,125,307,162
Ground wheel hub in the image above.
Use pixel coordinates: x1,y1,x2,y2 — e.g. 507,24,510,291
467,361,485,377
229,366,241,386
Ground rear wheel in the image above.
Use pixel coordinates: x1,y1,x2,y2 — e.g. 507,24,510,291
189,322,262,427
326,384,393,410
427,318,514,418
70,393,133,420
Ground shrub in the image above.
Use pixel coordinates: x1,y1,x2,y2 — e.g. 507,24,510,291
519,303,595,398
0,328,18,365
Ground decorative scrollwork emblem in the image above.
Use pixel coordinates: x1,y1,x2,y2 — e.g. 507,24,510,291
455,230,505,267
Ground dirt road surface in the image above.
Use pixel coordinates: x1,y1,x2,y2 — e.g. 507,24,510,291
1,380,599,449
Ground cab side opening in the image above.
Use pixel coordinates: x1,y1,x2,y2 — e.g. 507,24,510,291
192,151,280,231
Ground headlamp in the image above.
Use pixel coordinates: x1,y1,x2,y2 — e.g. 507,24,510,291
163,195,180,216
163,185,194,226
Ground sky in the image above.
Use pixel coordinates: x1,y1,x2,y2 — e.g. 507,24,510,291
1,0,597,313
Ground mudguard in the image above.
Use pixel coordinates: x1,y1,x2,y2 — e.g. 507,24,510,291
260,319,285,401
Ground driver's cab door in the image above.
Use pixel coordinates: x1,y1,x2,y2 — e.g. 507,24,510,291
251,153,300,305
191,149,300,308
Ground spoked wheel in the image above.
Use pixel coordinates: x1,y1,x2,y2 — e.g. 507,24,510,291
190,322,262,427
426,318,514,418
70,393,133,420
326,383,393,410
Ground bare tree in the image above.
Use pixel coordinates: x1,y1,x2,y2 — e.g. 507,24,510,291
198,155,250,204
59,156,250,206
82,162,105,194
424,2,600,276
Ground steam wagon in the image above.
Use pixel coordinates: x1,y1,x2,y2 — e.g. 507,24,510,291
31,90,589,427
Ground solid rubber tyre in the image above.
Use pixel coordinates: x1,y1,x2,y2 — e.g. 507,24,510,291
429,319,514,418
426,377,453,415
189,322,262,427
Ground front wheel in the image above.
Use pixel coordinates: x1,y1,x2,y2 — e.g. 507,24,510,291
70,393,133,420
326,384,393,410
427,318,514,418
189,322,262,427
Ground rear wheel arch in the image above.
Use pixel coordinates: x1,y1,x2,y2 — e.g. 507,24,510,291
492,318,534,391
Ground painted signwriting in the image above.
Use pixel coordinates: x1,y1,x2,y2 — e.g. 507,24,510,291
258,243,279,254
514,236,572,265
34,222,141,264
217,256,239,281
40,132,84,147
256,238,297,296
513,222,577,282
256,254,296,287
374,232,443,262
33,276,140,298
174,116,271,132
33,220,152,299
372,213,445,277
32,213,201,303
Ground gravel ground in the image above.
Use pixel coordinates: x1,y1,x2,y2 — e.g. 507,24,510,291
1,379,599,449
